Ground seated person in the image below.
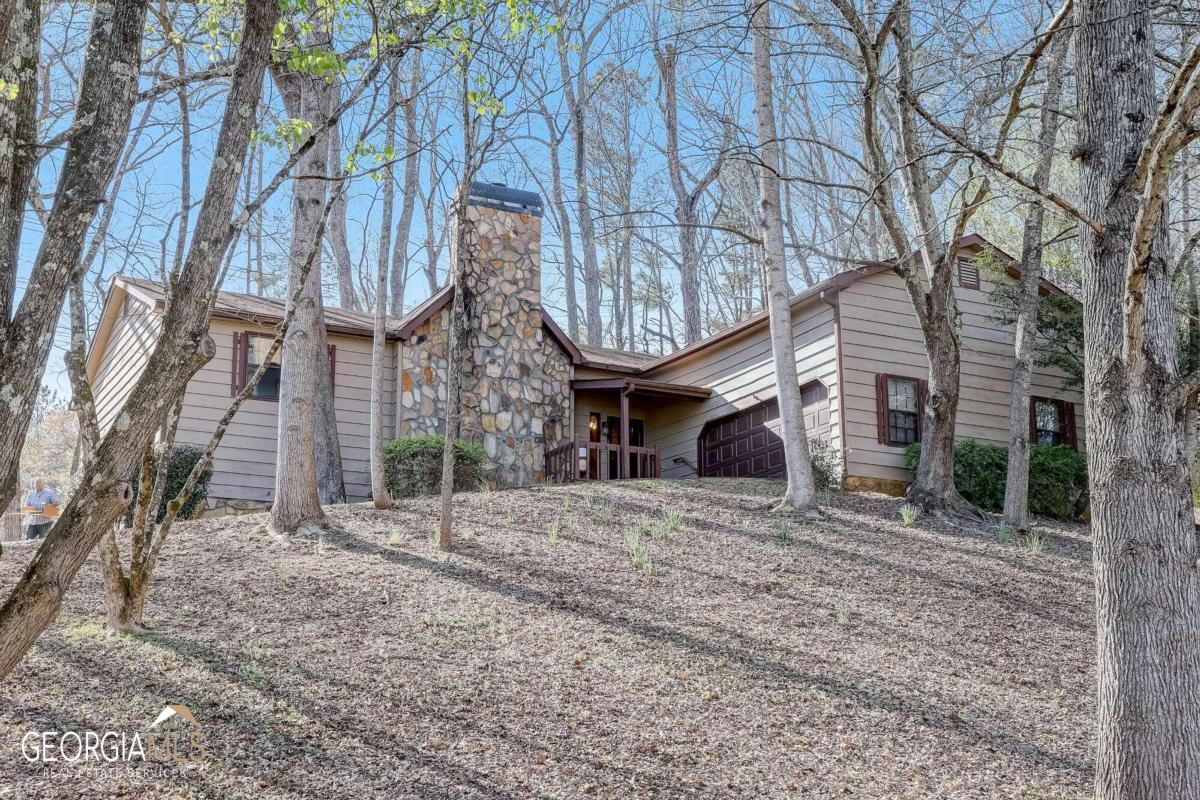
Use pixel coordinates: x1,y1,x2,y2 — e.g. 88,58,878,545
21,477,59,541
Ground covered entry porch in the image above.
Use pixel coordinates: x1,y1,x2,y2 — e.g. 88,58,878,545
545,378,711,483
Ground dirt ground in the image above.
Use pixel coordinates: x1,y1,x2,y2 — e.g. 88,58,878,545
0,479,1095,799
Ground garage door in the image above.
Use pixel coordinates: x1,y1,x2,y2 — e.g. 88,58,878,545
698,382,830,479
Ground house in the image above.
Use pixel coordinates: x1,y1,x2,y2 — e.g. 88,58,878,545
86,182,1084,514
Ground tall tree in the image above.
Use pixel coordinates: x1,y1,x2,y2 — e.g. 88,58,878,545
1076,0,1200,793
389,51,422,316
0,0,39,322
749,0,818,513
0,0,147,513
268,40,337,539
653,24,727,345
370,61,400,511
556,0,631,346
0,0,280,677
1001,30,1070,533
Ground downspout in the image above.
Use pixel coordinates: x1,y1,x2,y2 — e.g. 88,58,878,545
821,287,849,486
395,338,405,439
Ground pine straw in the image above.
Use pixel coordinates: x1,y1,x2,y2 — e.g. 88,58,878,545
0,479,1094,799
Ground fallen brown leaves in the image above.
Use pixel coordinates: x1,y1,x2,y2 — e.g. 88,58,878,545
0,479,1094,798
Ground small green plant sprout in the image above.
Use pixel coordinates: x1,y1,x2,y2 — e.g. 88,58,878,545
662,508,683,535
315,536,328,555
835,599,852,625
506,509,516,524
546,520,560,545
775,518,793,546
563,496,572,513
1025,530,1046,556
995,524,1015,545
625,529,655,576
277,562,294,587
633,514,664,541
899,503,919,526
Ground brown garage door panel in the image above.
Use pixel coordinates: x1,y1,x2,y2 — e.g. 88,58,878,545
699,383,830,479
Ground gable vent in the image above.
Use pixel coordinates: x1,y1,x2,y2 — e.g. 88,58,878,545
957,258,980,291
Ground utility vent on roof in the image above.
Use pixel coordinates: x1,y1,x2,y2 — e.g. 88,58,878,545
957,257,980,290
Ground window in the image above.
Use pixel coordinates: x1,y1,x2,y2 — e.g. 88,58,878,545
1031,397,1076,448
875,374,925,447
246,335,282,401
887,378,920,445
231,331,335,401
958,257,981,290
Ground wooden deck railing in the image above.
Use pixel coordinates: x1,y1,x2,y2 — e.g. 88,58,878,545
544,441,660,484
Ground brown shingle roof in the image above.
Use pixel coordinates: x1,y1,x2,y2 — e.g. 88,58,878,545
117,275,410,339
575,343,659,372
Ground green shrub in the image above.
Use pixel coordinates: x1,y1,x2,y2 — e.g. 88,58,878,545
904,439,1087,520
808,438,842,493
130,443,213,524
382,435,487,498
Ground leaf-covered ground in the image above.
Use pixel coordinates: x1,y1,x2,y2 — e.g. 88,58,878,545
0,479,1094,799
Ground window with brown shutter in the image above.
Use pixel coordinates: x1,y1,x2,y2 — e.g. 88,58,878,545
957,258,981,290
231,333,337,401
876,373,925,447
230,332,243,396
1030,397,1078,450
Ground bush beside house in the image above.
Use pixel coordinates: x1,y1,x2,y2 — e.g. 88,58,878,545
904,439,1087,520
127,444,214,524
382,435,487,498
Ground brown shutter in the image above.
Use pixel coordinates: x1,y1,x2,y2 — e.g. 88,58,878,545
1029,396,1038,443
328,344,336,389
875,373,888,444
1062,400,1078,450
916,379,928,442
230,332,242,396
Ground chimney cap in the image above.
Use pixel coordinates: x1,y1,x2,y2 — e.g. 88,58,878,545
467,180,543,217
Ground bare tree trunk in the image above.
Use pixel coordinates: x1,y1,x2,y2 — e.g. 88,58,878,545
0,0,278,679
1002,33,1068,532
314,295,345,505
750,0,817,514
557,23,602,346
438,186,471,552
1077,0,1200,795
327,117,360,311
542,102,578,336
655,40,724,345
0,0,38,322
268,52,333,537
0,0,146,511
390,52,421,316
371,61,398,510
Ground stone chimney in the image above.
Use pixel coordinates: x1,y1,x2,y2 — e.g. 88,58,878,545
453,182,547,487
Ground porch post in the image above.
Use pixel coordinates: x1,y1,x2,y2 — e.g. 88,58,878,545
619,385,631,479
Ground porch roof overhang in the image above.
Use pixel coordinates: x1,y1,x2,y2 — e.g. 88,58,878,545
570,377,712,401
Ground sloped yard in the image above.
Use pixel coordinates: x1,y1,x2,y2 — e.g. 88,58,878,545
0,479,1095,798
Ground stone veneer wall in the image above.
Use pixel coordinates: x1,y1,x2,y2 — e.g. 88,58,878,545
392,202,571,488
455,203,547,487
540,334,572,449
397,312,449,437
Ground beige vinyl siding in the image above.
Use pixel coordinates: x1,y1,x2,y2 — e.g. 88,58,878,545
92,295,162,434
173,318,397,503
642,301,840,478
839,267,1085,483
